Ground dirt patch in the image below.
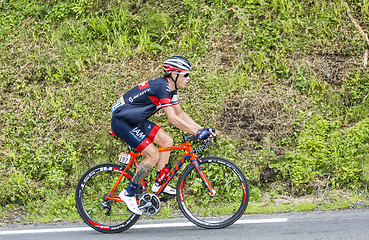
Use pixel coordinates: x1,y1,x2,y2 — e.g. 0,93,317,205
218,53,358,145
293,54,358,86
219,84,310,145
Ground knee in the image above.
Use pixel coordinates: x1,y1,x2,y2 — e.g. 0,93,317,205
151,150,161,163
161,136,173,148
154,129,174,148
143,147,160,166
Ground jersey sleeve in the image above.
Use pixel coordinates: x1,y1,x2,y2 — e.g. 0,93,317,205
171,90,179,105
154,81,173,108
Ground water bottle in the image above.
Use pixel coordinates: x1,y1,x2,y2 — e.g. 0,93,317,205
157,164,171,184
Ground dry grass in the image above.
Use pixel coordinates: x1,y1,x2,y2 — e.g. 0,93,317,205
219,84,310,145
291,53,360,86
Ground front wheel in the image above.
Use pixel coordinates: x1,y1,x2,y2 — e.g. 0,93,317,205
177,157,249,229
75,163,140,233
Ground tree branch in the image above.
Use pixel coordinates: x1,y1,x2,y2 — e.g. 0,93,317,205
345,2,369,47
345,2,369,67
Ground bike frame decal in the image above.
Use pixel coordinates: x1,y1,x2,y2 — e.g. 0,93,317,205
241,181,247,203
112,168,132,178
155,155,190,196
179,179,184,202
88,220,111,230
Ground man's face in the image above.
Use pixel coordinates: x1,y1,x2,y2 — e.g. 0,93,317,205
175,71,190,89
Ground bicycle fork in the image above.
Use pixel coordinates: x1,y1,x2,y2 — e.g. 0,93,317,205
190,156,216,196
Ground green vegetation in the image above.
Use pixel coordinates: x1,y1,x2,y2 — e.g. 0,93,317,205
1,0,368,224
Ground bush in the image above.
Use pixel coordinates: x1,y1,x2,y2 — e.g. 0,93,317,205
273,116,369,193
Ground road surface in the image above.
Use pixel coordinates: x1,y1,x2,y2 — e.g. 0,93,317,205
1,209,368,240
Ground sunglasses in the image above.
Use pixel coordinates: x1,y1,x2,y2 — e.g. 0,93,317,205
175,72,190,77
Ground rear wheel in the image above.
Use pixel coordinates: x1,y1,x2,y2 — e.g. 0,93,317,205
75,163,140,233
177,157,249,229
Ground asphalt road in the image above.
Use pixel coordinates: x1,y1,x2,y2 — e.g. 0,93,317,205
1,209,368,240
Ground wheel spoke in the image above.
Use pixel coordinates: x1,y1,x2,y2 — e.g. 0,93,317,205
177,157,249,229
75,163,140,233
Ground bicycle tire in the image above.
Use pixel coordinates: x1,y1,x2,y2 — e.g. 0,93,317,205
75,163,140,233
177,156,249,229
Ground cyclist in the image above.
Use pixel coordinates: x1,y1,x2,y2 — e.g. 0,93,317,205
111,56,216,215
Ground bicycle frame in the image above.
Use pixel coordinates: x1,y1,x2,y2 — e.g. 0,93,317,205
105,141,216,203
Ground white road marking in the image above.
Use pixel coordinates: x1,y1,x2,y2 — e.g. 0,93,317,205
0,218,288,235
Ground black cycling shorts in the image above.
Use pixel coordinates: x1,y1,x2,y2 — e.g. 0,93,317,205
111,117,160,152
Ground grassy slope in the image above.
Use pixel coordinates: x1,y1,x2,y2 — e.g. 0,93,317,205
1,0,369,223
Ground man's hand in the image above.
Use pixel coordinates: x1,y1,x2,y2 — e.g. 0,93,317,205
207,127,216,138
197,128,211,141
197,127,216,141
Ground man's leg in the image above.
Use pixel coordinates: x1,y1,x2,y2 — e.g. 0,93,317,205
133,144,160,182
120,143,160,215
152,129,176,194
153,129,173,170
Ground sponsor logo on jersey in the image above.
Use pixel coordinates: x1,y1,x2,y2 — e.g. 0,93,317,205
129,89,150,102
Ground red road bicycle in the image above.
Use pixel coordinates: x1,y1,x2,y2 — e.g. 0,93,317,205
75,131,249,233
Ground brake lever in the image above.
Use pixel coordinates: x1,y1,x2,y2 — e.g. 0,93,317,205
203,138,213,149
206,137,217,148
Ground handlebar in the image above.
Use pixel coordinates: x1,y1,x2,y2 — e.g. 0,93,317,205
183,134,217,154
183,134,198,142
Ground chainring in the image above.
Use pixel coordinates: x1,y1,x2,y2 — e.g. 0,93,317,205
138,193,161,216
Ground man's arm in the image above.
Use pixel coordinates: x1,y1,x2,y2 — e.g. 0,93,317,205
173,104,202,130
162,106,199,135
173,104,216,138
